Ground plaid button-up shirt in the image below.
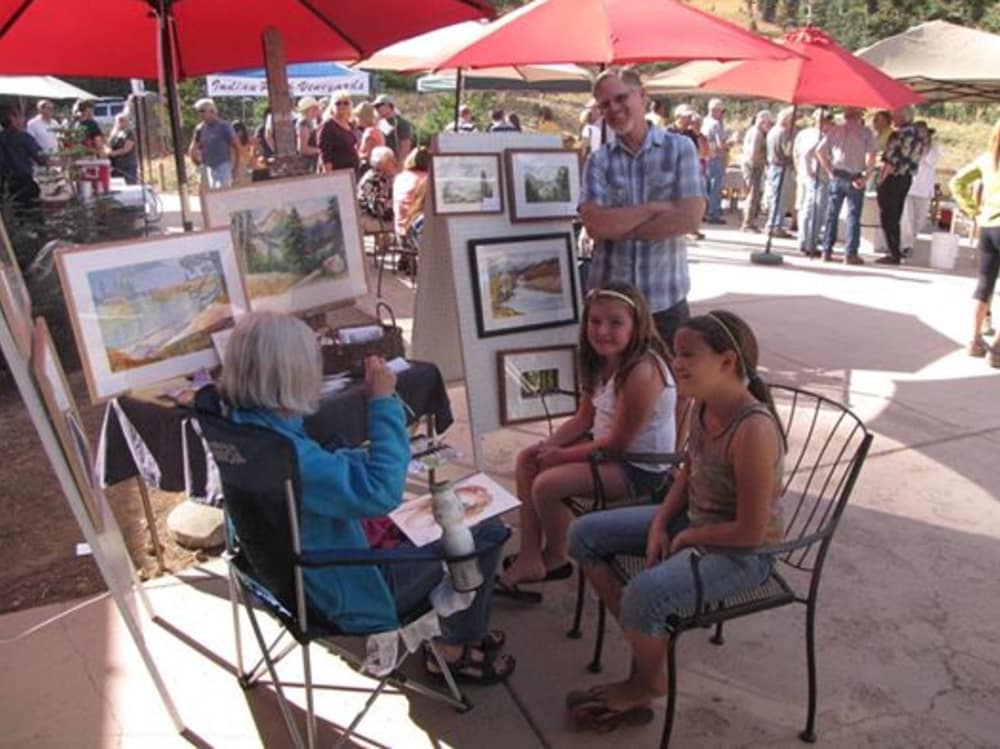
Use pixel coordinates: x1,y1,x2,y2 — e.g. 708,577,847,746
581,126,704,312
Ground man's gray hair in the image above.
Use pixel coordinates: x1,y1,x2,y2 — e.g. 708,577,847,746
194,97,217,113
592,67,643,94
754,110,773,125
220,312,322,415
370,146,395,169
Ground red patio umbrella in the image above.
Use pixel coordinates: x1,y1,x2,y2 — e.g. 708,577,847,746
695,27,924,109
432,0,796,69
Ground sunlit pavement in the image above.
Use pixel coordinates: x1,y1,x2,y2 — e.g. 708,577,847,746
2,222,998,747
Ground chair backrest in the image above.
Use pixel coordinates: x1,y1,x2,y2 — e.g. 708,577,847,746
768,384,873,574
195,414,303,615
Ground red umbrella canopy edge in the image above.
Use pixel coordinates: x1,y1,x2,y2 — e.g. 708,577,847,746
0,0,495,79
433,0,799,70
696,26,924,109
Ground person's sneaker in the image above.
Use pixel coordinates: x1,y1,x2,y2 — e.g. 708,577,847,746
844,255,865,265
902,247,912,257
875,255,901,265
770,228,793,239
822,250,834,262
968,337,988,357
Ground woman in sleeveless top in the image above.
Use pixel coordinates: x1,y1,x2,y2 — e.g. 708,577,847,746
567,310,786,733
500,282,678,592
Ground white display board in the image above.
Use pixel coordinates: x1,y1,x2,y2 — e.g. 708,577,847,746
412,132,581,468
0,311,182,733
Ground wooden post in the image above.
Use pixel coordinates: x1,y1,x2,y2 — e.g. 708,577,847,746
262,27,303,179
135,477,167,574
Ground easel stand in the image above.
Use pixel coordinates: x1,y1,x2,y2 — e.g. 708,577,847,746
412,132,580,469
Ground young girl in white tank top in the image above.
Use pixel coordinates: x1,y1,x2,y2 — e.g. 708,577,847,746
499,282,678,592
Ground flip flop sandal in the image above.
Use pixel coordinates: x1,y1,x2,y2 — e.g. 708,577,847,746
493,577,543,604
424,644,516,685
481,629,506,653
502,554,574,582
565,685,605,710
570,701,655,733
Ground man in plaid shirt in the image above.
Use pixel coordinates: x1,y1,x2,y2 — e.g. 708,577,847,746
580,69,705,346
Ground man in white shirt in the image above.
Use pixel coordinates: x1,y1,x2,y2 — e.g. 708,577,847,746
26,99,61,154
794,110,833,255
701,98,730,224
900,121,939,254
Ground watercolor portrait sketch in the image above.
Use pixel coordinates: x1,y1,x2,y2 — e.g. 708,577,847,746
57,229,248,402
201,172,367,314
468,232,578,338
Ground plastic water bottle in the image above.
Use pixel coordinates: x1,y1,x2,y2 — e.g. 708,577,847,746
431,481,482,592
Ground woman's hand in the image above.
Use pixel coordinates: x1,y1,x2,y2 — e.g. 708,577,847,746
535,445,565,470
364,355,396,398
645,511,670,567
668,529,695,556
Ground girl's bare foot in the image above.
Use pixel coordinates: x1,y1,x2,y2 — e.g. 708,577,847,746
499,554,546,587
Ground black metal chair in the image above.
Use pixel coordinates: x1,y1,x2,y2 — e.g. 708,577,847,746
592,384,873,747
194,412,509,749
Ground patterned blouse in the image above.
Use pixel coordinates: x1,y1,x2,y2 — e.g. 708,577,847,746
357,168,394,221
881,123,925,178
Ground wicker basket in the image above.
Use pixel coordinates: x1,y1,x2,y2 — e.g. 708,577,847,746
321,301,405,374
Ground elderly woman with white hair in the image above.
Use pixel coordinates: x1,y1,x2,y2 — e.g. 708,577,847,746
220,311,516,683
357,145,397,233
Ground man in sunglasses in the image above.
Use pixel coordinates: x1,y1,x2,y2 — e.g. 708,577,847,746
579,68,705,346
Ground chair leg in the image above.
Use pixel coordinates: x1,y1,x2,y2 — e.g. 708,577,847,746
710,621,725,645
302,644,316,749
660,634,679,749
588,601,606,673
226,568,247,679
567,567,585,639
800,599,819,743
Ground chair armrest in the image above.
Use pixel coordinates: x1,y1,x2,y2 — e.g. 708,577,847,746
297,526,511,568
588,448,684,466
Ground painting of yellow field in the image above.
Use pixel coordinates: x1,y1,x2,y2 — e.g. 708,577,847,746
201,172,367,314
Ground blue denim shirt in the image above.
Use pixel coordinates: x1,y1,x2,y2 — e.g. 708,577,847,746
581,126,704,312
230,395,410,634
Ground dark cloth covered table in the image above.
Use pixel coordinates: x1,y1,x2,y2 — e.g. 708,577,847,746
100,361,452,497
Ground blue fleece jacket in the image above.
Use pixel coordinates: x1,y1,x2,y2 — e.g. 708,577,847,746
231,395,410,634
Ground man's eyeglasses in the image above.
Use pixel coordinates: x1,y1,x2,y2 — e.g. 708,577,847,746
597,89,636,113
335,101,352,107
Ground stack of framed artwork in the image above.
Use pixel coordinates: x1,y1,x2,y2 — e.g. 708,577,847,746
412,132,583,468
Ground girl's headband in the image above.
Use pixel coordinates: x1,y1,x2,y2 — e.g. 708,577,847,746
706,313,754,379
586,288,637,308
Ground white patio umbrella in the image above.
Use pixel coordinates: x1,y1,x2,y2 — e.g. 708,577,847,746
0,75,95,99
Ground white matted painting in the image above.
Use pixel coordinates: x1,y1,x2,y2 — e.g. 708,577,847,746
56,229,248,402
201,172,367,314
431,153,504,215
505,149,581,222
497,345,579,426
389,472,520,547
468,232,578,338
31,317,104,531
0,215,32,358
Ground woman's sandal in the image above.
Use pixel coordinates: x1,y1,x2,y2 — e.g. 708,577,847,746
424,643,516,685
569,699,655,733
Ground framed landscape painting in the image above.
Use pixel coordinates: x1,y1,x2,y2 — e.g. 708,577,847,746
431,153,504,215
31,317,104,531
468,232,578,338
201,172,367,315
505,149,581,222
0,214,32,358
56,229,248,402
497,345,579,426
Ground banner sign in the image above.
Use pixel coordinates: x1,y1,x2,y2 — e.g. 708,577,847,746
206,73,369,98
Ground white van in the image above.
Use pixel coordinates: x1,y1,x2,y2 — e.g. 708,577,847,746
92,97,127,130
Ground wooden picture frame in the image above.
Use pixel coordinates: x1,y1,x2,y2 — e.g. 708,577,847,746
0,214,32,358
497,345,579,426
31,317,103,531
468,232,578,338
431,153,504,215
56,229,248,402
201,171,367,315
504,148,581,222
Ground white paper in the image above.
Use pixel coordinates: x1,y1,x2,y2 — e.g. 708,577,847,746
389,472,519,547
337,324,384,344
386,357,411,374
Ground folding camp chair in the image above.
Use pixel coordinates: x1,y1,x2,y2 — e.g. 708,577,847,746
195,413,509,749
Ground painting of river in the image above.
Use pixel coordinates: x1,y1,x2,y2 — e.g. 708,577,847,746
469,233,578,338
87,250,235,372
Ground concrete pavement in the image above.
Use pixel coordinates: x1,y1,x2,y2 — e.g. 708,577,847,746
1,229,998,748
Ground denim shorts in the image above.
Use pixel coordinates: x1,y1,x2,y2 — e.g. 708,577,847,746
621,462,668,498
568,506,774,636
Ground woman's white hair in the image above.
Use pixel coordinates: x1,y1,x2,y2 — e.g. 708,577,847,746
220,312,322,415
370,145,395,169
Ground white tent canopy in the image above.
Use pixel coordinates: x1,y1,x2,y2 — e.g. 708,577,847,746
416,64,592,93
855,20,1000,102
643,61,739,97
0,75,94,99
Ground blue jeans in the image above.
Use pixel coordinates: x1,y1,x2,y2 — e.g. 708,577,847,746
822,174,864,256
203,161,233,190
799,178,830,252
765,164,788,230
380,519,505,645
569,506,773,636
705,157,725,220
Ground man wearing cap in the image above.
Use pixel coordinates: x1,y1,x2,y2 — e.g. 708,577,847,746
26,99,61,155
188,98,239,190
875,107,925,265
816,107,877,264
373,95,412,163
579,68,705,346
295,96,322,170
740,110,773,232
701,98,730,224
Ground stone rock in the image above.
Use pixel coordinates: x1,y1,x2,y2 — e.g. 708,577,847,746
167,500,225,550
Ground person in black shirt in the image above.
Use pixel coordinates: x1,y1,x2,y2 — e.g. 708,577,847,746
0,107,48,209
72,99,105,154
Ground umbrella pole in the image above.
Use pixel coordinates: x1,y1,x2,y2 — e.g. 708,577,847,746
157,0,193,232
751,103,797,266
453,68,463,131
